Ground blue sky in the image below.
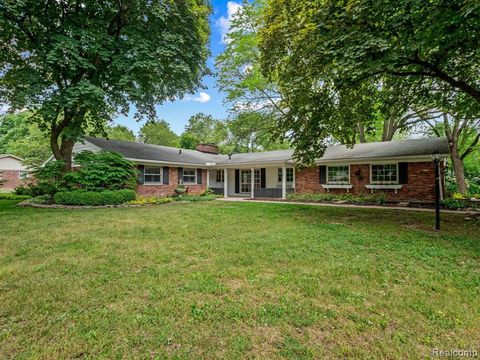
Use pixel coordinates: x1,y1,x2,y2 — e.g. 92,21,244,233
114,0,242,136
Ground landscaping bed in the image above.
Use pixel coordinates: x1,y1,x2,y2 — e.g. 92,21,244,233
284,193,480,212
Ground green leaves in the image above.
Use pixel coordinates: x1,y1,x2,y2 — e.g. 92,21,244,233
139,119,180,147
258,0,480,163
0,0,210,166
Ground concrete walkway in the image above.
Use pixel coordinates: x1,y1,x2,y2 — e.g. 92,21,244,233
217,197,478,215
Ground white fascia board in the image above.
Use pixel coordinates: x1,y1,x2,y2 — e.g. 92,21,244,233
126,157,211,168
215,160,294,168
315,154,449,165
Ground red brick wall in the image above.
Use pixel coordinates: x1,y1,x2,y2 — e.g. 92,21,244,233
136,167,207,197
0,170,28,190
295,162,440,201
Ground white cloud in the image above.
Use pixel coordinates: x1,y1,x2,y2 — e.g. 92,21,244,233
192,92,211,103
216,1,243,44
193,92,211,103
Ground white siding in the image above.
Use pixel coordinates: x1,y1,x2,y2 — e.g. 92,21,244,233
0,156,27,171
209,166,294,195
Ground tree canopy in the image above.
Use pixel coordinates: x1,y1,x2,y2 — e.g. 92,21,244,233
0,0,210,169
179,113,228,150
139,120,179,147
106,125,136,142
0,112,50,165
259,0,480,163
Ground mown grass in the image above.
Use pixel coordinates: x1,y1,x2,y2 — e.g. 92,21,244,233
0,200,479,359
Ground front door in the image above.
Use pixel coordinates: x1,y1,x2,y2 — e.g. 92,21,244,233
240,170,251,193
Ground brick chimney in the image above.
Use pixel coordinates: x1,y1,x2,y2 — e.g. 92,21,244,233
196,143,219,154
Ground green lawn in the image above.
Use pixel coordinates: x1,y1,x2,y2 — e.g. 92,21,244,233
0,200,479,359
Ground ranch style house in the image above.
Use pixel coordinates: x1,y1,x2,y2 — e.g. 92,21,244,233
69,136,449,202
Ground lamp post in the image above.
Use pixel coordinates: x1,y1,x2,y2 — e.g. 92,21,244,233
432,153,441,230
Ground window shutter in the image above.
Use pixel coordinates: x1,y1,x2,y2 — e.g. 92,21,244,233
138,165,145,185
399,162,408,184
235,169,240,193
178,167,183,184
197,169,202,184
261,168,266,188
319,166,327,184
163,167,169,185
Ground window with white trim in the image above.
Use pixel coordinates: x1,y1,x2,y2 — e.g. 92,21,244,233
19,171,29,180
277,168,294,182
327,165,349,184
144,166,162,184
216,170,224,183
254,169,261,188
371,164,398,183
183,168,196,184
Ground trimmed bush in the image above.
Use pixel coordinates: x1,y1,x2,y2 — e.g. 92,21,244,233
287,192,386,205
22,195,53,205
173,194,218,202
54,189,136,206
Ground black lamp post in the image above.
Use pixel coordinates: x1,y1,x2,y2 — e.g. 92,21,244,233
432,153,441,230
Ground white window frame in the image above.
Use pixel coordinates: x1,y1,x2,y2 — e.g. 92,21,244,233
216,170,224,183
277,168,294,183
19,170,29,180
370,163,399,184
182,168,197,185
327,165,350,184
144,166,163,185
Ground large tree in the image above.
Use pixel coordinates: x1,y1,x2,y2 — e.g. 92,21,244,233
106,124,136,142
179,113,228,150
0,0,210,170
226,111,290,152
138,119,179,147
259,0,480,162
216,0,285,119
0,112,50,165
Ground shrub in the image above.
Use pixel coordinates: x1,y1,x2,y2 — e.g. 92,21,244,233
63,151,137,191
22,195,53,205
173,194,217,202
157,197,174,204
128,196,174,205
287,192,386,204
54,189,136,206
14,186,32,196
31,160,68,196
442,197,466,210
452,192,467,200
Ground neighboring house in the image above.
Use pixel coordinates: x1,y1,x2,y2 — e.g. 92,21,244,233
0,154,29,190
70,136,449,202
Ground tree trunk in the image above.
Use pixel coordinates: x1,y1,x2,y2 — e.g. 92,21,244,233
50,132,74,171
449,143,468,194
357,123,366,143
382,118,395,141
60,140,75,171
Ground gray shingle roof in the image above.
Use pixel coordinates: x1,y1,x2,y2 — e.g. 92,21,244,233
216,149,294,165
84,136,222,165
84,136,449,166
319,137,449,162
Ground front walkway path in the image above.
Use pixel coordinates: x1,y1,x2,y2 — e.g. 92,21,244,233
217,197,478,215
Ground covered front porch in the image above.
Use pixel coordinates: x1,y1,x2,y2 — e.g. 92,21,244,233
206,165,295,199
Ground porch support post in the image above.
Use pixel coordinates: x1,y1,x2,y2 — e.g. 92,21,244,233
206,169,210,188
251,168,255,199
223,168,228,197
282,165,287,200
292,165,296,193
